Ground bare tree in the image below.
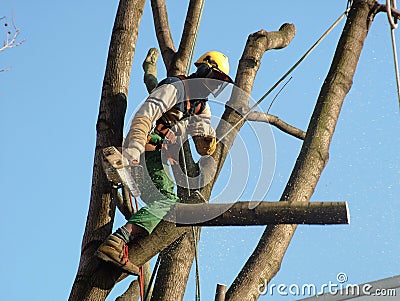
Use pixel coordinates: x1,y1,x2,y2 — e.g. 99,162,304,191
69,0,391,300
1,14,25,72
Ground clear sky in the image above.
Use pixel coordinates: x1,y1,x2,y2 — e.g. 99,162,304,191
1,1,399,300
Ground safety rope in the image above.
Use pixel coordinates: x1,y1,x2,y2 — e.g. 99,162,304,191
386,0,400,107
183,1,205,300
216,6,351,146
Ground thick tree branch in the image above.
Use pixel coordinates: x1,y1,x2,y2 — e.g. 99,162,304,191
228,24,296,111
150,234,196,301
226,1,377,300
68,0,146,300
247,111,306,140
149,140,200,301
173,201,350,226
150,0,176,67
170,0,205,75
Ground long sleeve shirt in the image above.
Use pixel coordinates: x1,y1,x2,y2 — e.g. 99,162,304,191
124,78,215,162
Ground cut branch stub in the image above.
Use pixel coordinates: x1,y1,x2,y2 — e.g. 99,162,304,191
247,111,306,140
204,24,296,201
150,0,175,67
230,24,296,110
143,48,159,93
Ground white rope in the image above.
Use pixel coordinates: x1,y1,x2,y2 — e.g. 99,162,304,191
386,0,398,29
386,0,400,107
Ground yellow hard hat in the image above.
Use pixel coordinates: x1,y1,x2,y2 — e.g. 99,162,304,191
194,51,233,83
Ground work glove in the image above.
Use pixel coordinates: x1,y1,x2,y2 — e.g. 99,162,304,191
123,147,141,164
186,116,216,139
130,162,144,189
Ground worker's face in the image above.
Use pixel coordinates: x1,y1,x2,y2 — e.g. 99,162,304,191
203,70,230,97
204,77,222,90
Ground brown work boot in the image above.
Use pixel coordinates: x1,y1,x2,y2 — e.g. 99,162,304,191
95,234,139,275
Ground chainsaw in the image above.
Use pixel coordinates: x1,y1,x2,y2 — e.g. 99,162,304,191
102,146,143,198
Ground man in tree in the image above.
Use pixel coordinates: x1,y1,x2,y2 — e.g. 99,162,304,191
96,51,233,274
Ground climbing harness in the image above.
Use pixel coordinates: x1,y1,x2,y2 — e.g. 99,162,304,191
386,0,400,107
216,6,351,145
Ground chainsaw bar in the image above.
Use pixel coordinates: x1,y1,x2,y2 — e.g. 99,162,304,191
102,146,141,197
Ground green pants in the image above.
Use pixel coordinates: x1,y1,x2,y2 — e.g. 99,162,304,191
128,150,179,234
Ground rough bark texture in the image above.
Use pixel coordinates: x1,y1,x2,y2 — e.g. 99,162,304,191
68,1,145,300
150,234,197,301
173,201,350,226
215,284,227,301
169,0,204,75
116,280,140,301
150,0,175,67
225,1,377,300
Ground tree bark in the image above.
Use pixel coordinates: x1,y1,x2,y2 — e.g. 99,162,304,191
68,1,145,300
225,1,377,300
149,234,197,301
150,0,175,67
173,201,350,226
169,0,205,75
215,284,227,301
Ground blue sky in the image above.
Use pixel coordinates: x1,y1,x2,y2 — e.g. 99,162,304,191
1,1,399,300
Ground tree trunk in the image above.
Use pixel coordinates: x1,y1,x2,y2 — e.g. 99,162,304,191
225,1,377,300
68,1,145,300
